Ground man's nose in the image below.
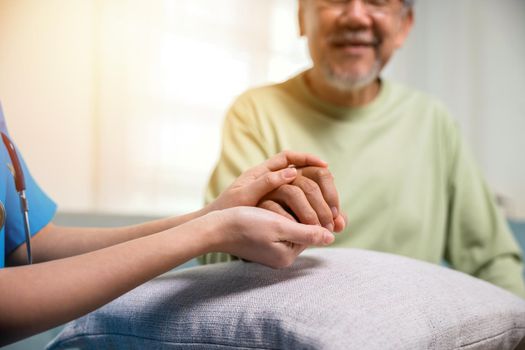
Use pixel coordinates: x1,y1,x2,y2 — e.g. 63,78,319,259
338,0,372,28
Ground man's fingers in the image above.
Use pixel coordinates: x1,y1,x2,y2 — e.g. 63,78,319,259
298,167,340,218
334,214,346,232
292,176,334,230
259,200,297,222
266,185,321,226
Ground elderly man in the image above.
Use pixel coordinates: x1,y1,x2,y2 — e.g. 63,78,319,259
200,0,525,297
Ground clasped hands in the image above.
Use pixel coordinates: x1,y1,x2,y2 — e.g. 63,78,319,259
202,151,345,268
258,165,346,233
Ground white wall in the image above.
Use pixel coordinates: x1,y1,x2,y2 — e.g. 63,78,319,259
0,0,96,211
474,0,525,219
384,0,525,218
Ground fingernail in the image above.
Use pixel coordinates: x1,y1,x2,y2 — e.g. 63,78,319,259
323,232,335,245
331,207,338,218
325,223,334,232
282,167,297,179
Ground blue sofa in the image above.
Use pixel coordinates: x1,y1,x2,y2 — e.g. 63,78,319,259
510,220,525,260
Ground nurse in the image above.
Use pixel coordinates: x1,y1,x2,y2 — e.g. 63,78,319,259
0,102,338,346
0,103,57,269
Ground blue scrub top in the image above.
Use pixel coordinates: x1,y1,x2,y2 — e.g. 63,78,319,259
0,102,57,267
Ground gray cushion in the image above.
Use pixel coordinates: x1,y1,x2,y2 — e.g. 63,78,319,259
47,249,525,350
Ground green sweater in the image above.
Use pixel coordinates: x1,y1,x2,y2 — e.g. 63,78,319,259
202,72,525,298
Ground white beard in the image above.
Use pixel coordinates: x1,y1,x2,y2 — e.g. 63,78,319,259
322,58,382,92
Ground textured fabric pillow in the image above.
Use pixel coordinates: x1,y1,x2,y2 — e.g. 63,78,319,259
47,249,525,350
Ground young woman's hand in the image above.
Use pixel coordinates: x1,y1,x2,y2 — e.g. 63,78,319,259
203,206,335,269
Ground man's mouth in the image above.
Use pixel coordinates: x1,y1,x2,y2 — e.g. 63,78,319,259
328,32,379,53
331,42,376,56
333,41,375,48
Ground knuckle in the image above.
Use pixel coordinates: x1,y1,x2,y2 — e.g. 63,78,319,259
281,184,299,196
275,220,287,233
310,232,323,246
303,230,316,244
302,212,318,224
263,202,288,217
315,167,333,181
301,179,320,196
318,207,333,222
277,150,290,162
264,173,277,187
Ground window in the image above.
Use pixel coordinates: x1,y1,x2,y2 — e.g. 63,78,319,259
93,0,309,215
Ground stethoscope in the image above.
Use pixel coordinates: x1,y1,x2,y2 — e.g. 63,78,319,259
1,132,32,265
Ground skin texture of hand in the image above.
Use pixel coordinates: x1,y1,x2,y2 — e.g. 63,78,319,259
206,206,335,269
205,151,328,213
259,166,346,232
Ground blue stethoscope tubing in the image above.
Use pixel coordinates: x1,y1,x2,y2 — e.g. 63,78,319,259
1,132,32,264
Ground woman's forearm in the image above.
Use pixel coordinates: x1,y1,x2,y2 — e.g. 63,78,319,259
0,151,337,345
9,208,209,265
0,206,334,346
12,150,332,265
0,215,219,345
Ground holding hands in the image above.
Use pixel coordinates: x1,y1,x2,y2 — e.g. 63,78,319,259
258,165,346,233
0,150,344,344
206,151,329,211
207,151,346,233
200,151,345,268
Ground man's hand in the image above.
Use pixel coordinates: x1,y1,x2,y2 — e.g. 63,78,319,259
205,151,328,213
258,166,346,232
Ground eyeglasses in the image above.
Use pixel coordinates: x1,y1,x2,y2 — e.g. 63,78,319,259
318,0,402,16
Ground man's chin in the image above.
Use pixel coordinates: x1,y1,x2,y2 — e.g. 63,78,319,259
323,64,381,92
325,73,378,92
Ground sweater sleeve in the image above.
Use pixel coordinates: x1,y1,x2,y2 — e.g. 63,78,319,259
444,122,525,298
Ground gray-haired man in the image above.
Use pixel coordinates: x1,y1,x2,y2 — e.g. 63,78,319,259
202,0,525,298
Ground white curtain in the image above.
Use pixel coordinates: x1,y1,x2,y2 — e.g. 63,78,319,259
93,0,309,215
